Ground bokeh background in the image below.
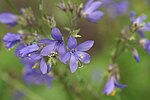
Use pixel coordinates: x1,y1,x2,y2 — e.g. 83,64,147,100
0,0,150,100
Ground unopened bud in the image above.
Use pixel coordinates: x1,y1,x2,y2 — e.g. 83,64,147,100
57,1,66,11
68,1,74,12
76,3,83,17
132,48,140,63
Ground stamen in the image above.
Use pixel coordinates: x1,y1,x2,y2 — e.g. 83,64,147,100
28,54,31,56
80,54,84,59
32,65,36,69
110,90,116,96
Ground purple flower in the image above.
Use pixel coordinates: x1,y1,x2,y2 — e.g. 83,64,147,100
3,33,22,49
40,27,66,59
19,44,39,57
39,27,66,74
103,76,127,96
106,1,129,18
130,11,150,37
0,13,18,27
81,0,104,23
61,36,94,73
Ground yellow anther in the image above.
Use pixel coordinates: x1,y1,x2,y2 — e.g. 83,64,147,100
110,90,116,96
76,61,78,64
28,54,31,56
55,52,58,55
80,54,84,59
32,65,36,69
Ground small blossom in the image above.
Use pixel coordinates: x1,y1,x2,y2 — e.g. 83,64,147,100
0,13,18,27
3,33,22,49
103,76,127,96
61,36,94,73
57,1,66,11
40,27,66,58
130,11,150,37
39,27,66,74
81,0,104,23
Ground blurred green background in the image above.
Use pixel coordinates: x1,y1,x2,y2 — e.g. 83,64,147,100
0,0,150,100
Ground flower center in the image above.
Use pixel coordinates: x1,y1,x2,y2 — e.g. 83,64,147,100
71,48,76,53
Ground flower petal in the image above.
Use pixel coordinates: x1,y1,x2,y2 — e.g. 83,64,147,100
77,40,94,51
76,51,91,64
142,22,150,31
83,0,94,10
137,30,145,38
3,33,22,48
15,43,26,57
3,33,22,42
20,44,39,57
134,15,147,24
70,54,78,73
51,27,62,40
40,57,48,74
130,11,136,21
58,42,66,54
4,41,20,49
29,54,41,61
87,11,104,23
38,38,54,44
40,42,56,56
115,81,127,88
59,52,71,64
103,77,115,95
68,36,77,49
0,13,18,25
144,41,150,54
85,1,102,14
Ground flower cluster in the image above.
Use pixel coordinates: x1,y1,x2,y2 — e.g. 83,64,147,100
1,0,99,86
129,12,150,61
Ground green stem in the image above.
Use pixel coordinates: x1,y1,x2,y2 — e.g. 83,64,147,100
0,70,45,100
111,39,121,63
39,0,45,16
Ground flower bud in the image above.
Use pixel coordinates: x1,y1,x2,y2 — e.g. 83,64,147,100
57,1,66,11
132,48,140,62
68,1,74,12
76,3,83,17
